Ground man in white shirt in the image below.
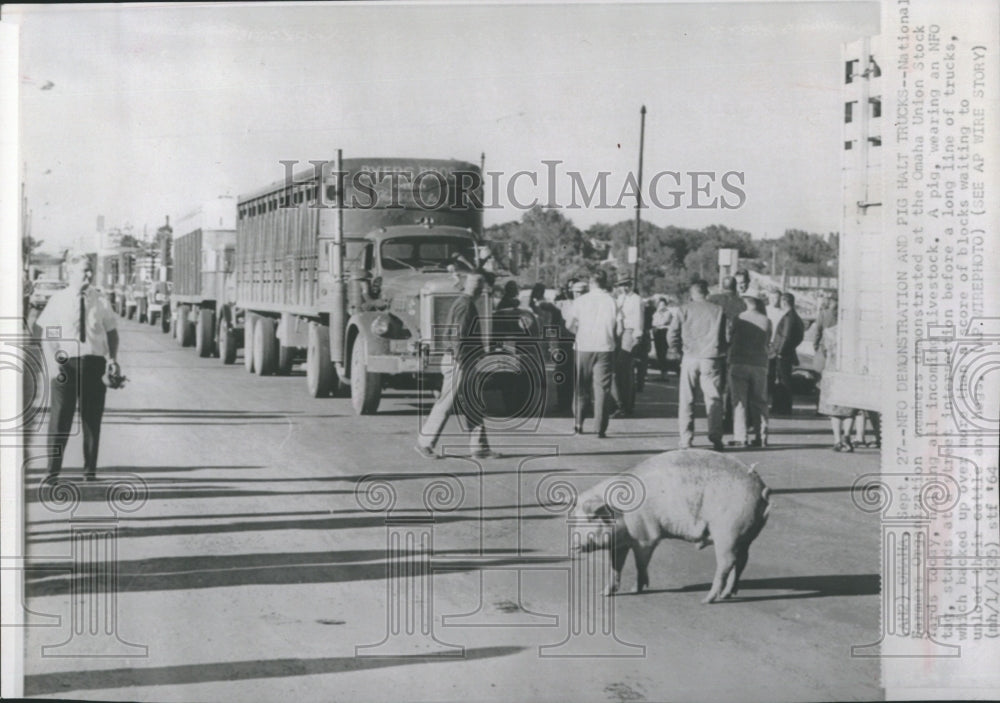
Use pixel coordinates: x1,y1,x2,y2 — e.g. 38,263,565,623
611,277,643,417
564,269,621,437
37,254,121,481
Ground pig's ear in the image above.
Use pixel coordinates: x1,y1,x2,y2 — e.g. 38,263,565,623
593,503,615,525
582,496,615,524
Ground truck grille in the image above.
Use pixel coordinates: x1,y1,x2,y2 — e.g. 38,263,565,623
426,293,461,352
422,292,491,353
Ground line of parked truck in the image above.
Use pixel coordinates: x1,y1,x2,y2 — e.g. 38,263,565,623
94,248,171,330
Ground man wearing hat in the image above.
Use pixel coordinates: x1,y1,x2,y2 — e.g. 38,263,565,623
612,276,643,417
38,253,122,481
727,286,772,447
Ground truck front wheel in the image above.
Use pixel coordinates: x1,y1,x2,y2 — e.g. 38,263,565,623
162,306,171,333
254,316,279,376
175,305,188,345
196,308,216,358
179,307,196,347
306,322,335,397
244,315,256,373
218,316,237,365
350,336,382,415
278,346,295,375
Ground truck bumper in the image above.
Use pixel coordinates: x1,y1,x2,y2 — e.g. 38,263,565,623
367,353,450,375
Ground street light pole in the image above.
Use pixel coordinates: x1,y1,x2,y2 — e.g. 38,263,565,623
632,105,646,293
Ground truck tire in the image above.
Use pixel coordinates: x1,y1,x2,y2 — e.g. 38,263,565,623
180,307,196,347
278,346,295,375
174,305,188,344
254,316,279,376
138,299,148,324
306,322,335,397
219,316,237,365
350,336,382,415
169,308,177,337
196,308,216,358
244,315,256,373
149,310,158,326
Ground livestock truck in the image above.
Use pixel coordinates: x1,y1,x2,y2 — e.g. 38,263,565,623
216,153,546,416
170,197,238,357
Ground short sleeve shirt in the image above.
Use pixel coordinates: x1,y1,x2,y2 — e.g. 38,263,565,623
37,286,117,357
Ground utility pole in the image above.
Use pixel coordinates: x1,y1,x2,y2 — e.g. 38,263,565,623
632,106,646,293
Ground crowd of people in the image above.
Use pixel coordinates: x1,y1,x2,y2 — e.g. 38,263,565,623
416,266,880,458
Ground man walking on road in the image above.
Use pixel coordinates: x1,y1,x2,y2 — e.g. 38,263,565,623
668,279,727,451
770,291,805,415
38,253,122,481
611,277,643,418
727,289,772,447
565,269,621,438
415,272,495,459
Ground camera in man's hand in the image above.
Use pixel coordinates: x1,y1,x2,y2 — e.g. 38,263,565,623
104,361,128,389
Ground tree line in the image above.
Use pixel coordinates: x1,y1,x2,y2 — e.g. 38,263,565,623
485,205,838,295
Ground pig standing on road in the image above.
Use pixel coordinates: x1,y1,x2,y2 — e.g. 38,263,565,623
571,449,771,603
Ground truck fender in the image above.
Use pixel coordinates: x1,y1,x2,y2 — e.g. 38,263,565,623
344,313,391,372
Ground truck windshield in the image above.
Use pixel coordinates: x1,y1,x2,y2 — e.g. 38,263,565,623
380,237,477,271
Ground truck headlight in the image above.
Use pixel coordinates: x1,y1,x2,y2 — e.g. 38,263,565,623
371,315,391,337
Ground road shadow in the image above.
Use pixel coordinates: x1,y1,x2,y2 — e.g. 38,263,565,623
631,573,878,601
553,448,666,458
28,502,562,545
26,547,566,596
101,408,346,425
25,646,525,696
105,409,306,418
769,486,854,495
25,464,264,477
722,443,841,453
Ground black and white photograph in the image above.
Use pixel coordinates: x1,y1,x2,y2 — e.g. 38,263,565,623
1,1,997,700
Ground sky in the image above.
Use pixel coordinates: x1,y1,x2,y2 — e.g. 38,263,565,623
8,1,880,253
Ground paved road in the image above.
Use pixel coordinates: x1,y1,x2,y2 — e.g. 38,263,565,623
23,317,883,701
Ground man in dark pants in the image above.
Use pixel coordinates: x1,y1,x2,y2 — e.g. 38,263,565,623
611,277,642,417
668,279,728,451
415,272,494,459
565,269,621,437
38,254,121,481
708,275,747,433
769,291,805,415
